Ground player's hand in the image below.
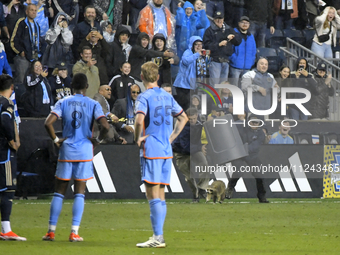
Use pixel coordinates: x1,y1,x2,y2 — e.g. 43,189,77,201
55,138,67,148
136,135,149,147
119,137,127,144
124,125,134,133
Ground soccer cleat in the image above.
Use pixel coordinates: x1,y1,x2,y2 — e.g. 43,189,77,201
42,232,55,241
136,237,166,248
0,231,27,241
69,233,83,242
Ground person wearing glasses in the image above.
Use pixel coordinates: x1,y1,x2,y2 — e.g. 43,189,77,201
229,16,256,88
112,84,141,132
93,85,127,144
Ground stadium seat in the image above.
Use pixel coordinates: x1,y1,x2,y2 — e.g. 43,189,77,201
290,132,313,144
256,47,281,74
283,29,306,46
277,48,298,67
302,29,315,49
319,132,339,145
265,29,286,49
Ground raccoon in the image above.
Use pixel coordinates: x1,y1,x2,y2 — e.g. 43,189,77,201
206,180,226,204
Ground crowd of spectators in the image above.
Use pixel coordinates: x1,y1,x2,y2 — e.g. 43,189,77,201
0,0,337,128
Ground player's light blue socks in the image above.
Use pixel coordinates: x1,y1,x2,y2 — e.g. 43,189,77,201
49,193,64,228
161,200,167,229
72,193,85,227
149,198,163,236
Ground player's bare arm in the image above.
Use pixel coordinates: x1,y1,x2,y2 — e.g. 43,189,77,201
134,113,149,147
45,113,67,147
169,112,188,144
8,122,20,151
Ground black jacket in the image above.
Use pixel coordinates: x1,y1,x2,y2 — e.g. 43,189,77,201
78,36,111,84
21,74,52,117
203,22,241,63
245,0,274,26
107,25,131,78
48,74,72,102
309,72,335,119
128,32,164,79
10,17,42,61
72,20,102,60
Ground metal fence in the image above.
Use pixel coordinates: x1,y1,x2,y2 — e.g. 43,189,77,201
279,38,340,121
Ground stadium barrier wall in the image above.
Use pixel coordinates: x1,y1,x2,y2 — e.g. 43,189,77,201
19,118,337,199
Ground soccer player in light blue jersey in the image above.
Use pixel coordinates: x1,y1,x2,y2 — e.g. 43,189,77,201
43,73,110,242
134,62,188,248
269,121,294,144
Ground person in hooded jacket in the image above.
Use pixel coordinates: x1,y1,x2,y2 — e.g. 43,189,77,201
128,32,173,80
173,35,209,111
107,25,132,79
42,12,73,75
175,1,209,59
150,33,179,86
309,62,335,120
289,57,318,120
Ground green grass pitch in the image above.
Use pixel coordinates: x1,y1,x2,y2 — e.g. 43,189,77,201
1,198,339,255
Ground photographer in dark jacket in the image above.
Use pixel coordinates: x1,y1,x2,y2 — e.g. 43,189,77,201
225,114,269,203
203,11,241,87
309,62,335,120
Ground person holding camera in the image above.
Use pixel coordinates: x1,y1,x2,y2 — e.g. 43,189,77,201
78,26,110,84
311,6,340,58
173,35,209,111
72,46,100,98
42,12,73,75
203,11,242,87
289,57,318,120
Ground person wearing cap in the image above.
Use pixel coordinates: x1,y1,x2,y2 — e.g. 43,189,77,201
245,0,275,47
309,62,335,120
203,10,242,87
225,114,269,203
48,62,72,102
229,16,256,88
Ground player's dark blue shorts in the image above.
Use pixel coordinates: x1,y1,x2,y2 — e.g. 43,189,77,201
140,157,171,185
0,151,17,191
